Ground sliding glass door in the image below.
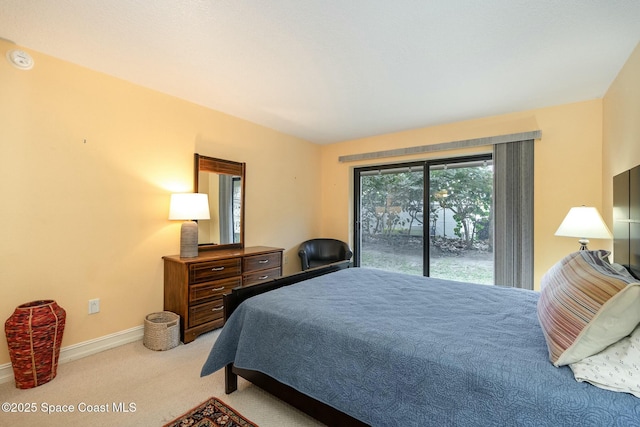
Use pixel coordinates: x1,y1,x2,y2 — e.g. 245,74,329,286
355,163,426,275
354,155,493,284
428,158,493,284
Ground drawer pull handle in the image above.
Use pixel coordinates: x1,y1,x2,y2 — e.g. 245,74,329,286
211,287,225,292
211,267,225,271
258,259,269,264
258,275,269,280
211,307,224,312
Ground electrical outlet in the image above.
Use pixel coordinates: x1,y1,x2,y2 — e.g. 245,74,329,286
283,255,288,265
89,298,100,314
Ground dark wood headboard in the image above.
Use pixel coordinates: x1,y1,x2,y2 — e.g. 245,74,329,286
613,165,640,279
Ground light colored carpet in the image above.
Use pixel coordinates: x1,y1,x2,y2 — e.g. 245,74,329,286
0,329,324,426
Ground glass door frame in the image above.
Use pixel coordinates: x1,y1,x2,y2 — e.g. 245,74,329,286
353,153,493,277
353,161,428,274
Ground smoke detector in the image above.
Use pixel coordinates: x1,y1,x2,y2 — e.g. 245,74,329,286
7,49,34,70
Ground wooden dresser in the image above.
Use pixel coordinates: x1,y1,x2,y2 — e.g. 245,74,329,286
163,246,283,343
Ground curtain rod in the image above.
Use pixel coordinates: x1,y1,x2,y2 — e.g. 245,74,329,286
338,130,542,163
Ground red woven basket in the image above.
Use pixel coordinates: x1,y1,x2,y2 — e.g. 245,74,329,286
4,300,66,389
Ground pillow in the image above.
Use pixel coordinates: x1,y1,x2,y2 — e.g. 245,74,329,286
570,324,640,397
609,261,636,278
537,250,640,367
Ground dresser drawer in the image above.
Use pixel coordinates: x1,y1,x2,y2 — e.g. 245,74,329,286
189,258,241,284
164,246,283,343
189,276,242,305
243,252,281,273
189,299,225,328
243,267,281,287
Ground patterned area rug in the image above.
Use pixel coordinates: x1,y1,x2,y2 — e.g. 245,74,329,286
164,397,258,427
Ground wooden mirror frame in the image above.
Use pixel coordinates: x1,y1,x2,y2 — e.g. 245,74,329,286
194,153,246,251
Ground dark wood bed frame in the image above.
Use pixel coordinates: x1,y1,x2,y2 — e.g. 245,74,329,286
222,261,369,427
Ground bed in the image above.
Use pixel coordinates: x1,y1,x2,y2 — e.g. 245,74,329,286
202,263,640,426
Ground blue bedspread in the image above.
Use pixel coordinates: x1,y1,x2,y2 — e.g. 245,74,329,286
201,268,640,426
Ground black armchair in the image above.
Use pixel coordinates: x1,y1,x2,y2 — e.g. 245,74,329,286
298,238,353,271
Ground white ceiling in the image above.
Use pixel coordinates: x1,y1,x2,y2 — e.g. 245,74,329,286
1,1,639,144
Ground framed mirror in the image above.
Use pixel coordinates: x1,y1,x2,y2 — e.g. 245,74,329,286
194,153,245,250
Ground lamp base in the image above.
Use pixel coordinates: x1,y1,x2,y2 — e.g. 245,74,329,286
180,221,199,258
578,238,589,251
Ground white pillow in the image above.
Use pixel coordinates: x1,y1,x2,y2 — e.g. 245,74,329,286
570,324,640,398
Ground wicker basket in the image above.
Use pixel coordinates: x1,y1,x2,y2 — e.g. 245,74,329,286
143,311,180,351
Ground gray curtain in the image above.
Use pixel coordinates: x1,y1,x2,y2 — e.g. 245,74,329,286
493,140,534,289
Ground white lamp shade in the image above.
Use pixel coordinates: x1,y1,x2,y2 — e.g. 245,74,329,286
555,206,612,239
169,193,211,220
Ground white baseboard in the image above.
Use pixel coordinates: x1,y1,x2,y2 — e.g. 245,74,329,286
0,325,144,385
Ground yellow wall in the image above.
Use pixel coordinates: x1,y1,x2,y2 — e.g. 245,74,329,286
319,100,606,289
603,42,640,226
0,40,321,365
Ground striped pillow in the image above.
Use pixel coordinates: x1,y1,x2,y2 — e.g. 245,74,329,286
537,250,640,367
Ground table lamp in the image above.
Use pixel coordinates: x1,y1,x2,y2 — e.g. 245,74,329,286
169,193,210,258
554,206,612,250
